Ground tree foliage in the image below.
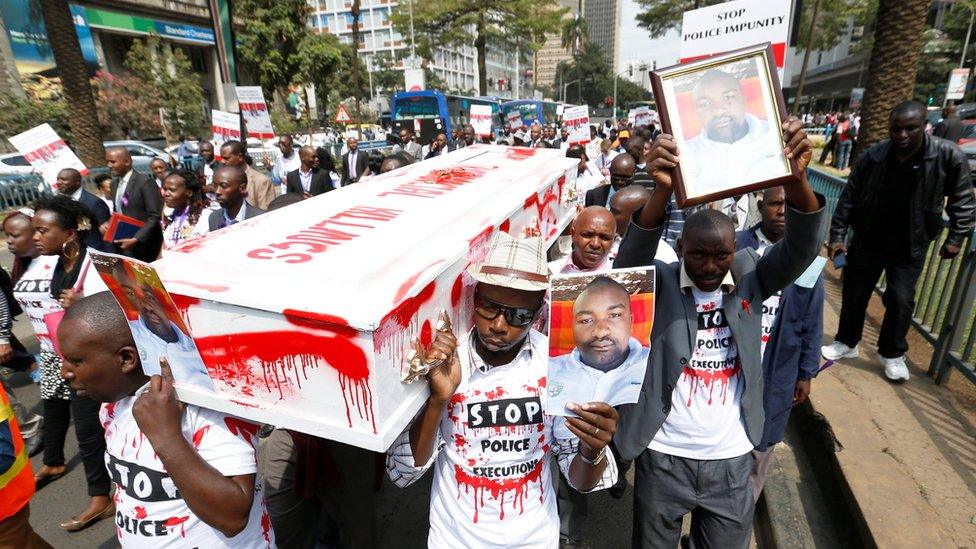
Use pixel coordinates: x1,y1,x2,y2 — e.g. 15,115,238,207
91,70,161,140
122,36,206,141
0,92,69,144
235,0,346,106
552,43,651,108
391,0,566,95
634,0,724,38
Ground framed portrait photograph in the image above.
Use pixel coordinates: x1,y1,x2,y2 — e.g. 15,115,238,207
651,43,798,208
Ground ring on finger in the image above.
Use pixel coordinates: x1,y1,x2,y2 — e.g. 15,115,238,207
594,427,600,436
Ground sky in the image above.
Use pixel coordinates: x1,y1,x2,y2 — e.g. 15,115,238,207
618,0,682,69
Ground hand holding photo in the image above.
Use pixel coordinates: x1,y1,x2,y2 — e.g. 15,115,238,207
651,43,798,207
546,267,654,416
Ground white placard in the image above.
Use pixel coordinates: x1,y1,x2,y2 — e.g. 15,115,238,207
946,68,970,101
633,106,653,127
507,110,524,130
7,123,87,184
563,105,590,145
470,104,493,137
404,68,425,92
679,0,791,80
211,109,241,149
235,86,275,139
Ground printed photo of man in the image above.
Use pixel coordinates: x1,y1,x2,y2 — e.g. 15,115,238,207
112,259,215,391
547,275,649,415
679,61,789,194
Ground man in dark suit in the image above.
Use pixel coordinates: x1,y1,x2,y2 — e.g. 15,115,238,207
55,168,111,252
194,166,265,235
106,147,163,261
735,186,823,501
286,146,334,197
933,104,964,143
584,153,635,208
341,137,370,186
612,120,824,548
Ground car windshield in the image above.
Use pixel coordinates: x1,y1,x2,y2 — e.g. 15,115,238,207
1,156,29,167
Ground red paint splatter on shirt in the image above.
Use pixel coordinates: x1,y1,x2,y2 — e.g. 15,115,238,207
454,458,545,523
134,506,147,519
681,361,742,407
224,417,260,449
191,425,211,448
164,515,190,537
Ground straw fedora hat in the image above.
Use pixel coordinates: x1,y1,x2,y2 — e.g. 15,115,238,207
467,232,550,291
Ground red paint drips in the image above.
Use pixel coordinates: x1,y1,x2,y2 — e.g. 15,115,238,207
134,506,147,519
681,361,742,407
164,515,189,537
191,425,210,448
283,309,357,337
224,417,260,449
451,275,463,307
454,458,545,523
420,320,433,347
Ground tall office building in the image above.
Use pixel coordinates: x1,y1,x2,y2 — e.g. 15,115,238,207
307,0,478,93
584,0,620,74
534,0,578,90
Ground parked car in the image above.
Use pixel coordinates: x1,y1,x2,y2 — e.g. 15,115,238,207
957,120,976,145
103,140,170,172
0,153,39,175
961,140,976,175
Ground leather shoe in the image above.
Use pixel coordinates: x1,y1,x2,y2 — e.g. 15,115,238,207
60,503,115,532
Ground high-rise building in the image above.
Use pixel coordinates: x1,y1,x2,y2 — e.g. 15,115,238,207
584,0,620,74
534,0,578,90
307,0,478,94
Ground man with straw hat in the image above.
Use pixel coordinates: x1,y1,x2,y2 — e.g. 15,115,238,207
387,232,620,548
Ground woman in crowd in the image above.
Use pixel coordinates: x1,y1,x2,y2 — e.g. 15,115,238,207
13,195,112,532
316,146,342,189
161,169,208,251
5,209,37,284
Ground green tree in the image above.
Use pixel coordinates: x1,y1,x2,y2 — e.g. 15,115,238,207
391,0,566,95
634,0,724,38
122,36,206,141
553,43,651,107
235,0,346,112
91,70,161,139
0,92,69,142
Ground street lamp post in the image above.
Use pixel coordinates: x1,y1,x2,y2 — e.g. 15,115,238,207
562,79,580,103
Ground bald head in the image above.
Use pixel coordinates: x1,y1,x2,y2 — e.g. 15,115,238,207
609,153,636,190
105,147,133,177
299,145,317,169
609,186,651,236
63,292,133,349
571,206,616,270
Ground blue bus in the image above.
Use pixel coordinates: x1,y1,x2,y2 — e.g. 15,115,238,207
391,91,503,145
502,99,559,127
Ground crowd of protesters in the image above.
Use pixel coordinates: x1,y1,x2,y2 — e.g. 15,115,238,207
0,97,973,549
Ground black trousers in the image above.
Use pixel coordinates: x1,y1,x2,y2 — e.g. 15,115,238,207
42,396,110,497
835,250,925,359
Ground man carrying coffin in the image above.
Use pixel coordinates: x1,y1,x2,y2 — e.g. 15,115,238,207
612,117,824,547
387,232,619,548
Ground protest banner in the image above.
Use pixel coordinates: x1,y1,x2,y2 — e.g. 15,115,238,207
546,267,654,415
946,68,970,101
470,104,493,137
8,123,88,184
679,0,792,80
633,106,653,127
152,145,579,451
235,86,275,139
210,109,241,149
507,110,524,130
562,105,590,145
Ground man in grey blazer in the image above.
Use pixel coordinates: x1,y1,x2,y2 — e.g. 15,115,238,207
612,116,825,548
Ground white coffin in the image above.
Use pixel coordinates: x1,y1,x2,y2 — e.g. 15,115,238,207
154,145,579,451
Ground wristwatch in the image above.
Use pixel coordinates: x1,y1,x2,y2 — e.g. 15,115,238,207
579,445,607,467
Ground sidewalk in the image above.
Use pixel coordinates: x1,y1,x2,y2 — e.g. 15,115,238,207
813,263,976,547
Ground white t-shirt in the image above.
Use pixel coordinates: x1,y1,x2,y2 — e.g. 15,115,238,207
101,388,273,548
387,330,617,549
649,288,753,460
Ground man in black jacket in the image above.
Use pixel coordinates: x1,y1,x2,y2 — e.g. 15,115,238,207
55,168,111,252
823,101,975,381
341,137,370,186
932,104,964,143
585,153,635,208
286,146,334,197
106,147,163,262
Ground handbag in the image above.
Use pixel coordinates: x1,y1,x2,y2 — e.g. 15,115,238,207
44,256,91,356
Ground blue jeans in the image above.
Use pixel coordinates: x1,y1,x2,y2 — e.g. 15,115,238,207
835,140,853,170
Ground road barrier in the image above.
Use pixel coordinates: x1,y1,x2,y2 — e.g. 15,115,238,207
0,174,51,211
808,166,976,385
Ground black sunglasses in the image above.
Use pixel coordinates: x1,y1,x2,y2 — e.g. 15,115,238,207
473,293,540,327
610,175,633,187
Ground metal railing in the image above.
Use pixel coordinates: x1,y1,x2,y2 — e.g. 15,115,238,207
807,166,976,385
0,174,52,211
